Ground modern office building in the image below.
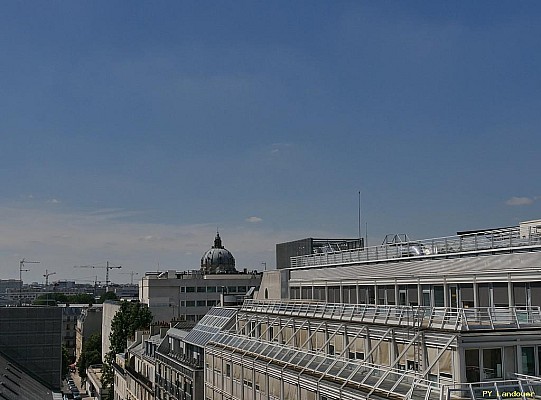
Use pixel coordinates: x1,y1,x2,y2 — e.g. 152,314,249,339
140,233,262,323
204,219,541,400
0,306,63,390
0,353,58,399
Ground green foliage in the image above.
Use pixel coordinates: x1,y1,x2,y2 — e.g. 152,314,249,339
102,302,152,400
33,293,68,306
67,293,95,305
109,302,153,354
99,291,119,303
77,332,102,379
33,292,95,306
61,345,71,376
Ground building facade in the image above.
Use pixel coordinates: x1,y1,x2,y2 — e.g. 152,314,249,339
204,219,541,400
75,305,103,361
140,232,261,323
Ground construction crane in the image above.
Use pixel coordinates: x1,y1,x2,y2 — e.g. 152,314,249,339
119,271,139,285
43,269,56,286
74,261,121,292
19,258,40,306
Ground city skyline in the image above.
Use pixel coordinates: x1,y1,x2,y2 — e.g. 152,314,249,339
1,1,540,282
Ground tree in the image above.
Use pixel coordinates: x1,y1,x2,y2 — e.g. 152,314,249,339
99,291,119,303
102,302,152,399
61,345,72,377
33,292,68,306
67,293,95,305
77,332,102,380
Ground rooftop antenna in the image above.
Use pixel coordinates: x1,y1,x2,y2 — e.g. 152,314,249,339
358,191,362,239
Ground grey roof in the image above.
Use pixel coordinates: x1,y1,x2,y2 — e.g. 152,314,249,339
0,353,55,400
290,250,541,283
183,307,237,348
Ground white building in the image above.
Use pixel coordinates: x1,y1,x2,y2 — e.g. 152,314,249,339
140,233,261,323
204,219,541,400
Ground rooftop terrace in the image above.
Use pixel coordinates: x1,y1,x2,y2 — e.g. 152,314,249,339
290,226,541,269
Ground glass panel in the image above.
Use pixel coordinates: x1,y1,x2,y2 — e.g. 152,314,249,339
465,349,480,383
483,348,502,380
521,346,535,375
434,286,444,307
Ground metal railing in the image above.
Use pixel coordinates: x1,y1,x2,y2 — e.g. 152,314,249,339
444,375,541,399
242,300,541,331
290,227,541,269
208,331,443,399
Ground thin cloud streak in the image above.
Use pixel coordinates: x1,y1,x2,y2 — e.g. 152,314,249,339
505,197,535,206
0,205,315,282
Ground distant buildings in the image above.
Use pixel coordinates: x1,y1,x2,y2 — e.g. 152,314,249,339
140,232,262,323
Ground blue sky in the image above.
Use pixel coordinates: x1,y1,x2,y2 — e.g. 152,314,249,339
1,1,540,283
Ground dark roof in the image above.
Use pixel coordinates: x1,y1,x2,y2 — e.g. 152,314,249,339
0,353,55,400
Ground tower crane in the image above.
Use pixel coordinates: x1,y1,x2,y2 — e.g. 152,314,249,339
74,261,121,292
19,258,39,306
43,269,56,286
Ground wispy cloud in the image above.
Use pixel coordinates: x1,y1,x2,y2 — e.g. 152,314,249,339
0,205,312,282
505,196,534,206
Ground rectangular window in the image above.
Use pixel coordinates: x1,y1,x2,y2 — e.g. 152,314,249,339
465,349,480,383
521,347,535,375
186,301,195,307
207,286,216,293
483,348,502,379
434,286,445,307
197,286,206,292
197,300,206,307
186,287,195,293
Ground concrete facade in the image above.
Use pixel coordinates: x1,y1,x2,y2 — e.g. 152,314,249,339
140,270,261,323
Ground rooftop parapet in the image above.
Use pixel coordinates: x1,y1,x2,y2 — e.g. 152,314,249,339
290,226,541,269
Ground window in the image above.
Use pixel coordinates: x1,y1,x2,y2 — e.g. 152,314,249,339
226,364,231,377
186,301,195,307
197,300,206,307
483,348,502,379
522,347,535,375
465,349,480,383
197,286,206,293
186,287,195,293
207,286,216,293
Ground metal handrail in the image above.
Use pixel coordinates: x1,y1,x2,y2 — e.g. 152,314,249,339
290,227,541,269
242,300,541,331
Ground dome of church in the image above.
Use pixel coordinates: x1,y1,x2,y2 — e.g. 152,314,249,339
201,232,237,274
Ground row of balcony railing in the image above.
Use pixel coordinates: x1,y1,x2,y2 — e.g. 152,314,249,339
242,300,541,331
290,227,541,268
